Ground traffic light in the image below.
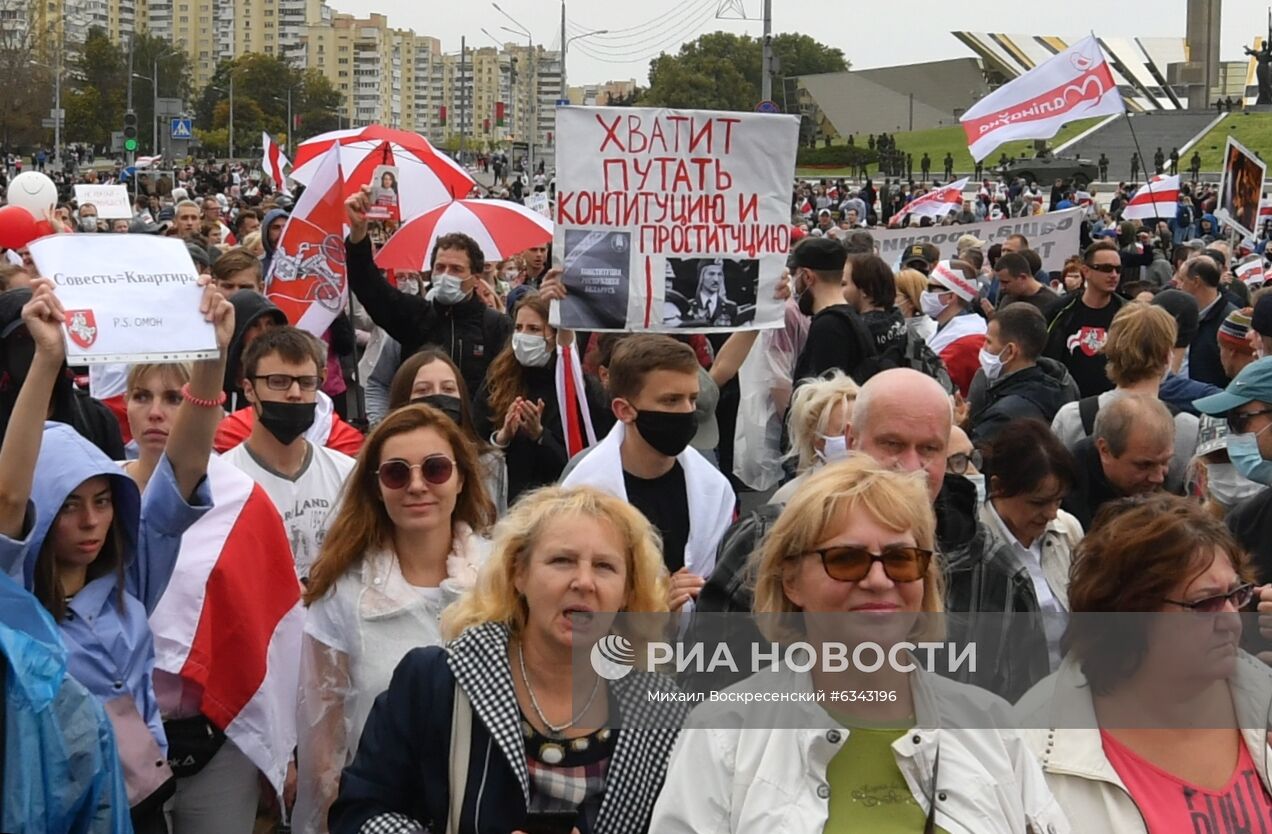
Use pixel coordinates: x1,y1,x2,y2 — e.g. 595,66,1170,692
123,110,138,153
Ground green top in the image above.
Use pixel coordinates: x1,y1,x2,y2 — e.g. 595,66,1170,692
823,723,948,834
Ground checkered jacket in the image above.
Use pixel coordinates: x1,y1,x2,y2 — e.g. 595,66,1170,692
331,621,686,834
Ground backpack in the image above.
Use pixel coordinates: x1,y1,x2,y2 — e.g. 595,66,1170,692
859,326,955,393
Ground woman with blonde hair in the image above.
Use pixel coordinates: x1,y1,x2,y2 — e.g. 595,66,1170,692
895,266,937,342
330,486,683,834
652,456,1069,833
295,404,497,833
771,369,859,504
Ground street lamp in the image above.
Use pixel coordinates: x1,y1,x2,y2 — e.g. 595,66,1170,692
562,29,608,100
273,89,295,157
132,63,158,157
30,58,62,170
210,73,235,160
493,2,536,176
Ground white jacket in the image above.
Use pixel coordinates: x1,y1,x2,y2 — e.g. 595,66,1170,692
1016,653,1272,832
650,665,1071,834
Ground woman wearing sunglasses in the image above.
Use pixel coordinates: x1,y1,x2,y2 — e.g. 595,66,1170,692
388,347,508,514
295,404,496,834
1016,494,1272,832
330,486,679,834
652,456,1069,833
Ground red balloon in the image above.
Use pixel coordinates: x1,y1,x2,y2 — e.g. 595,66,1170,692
31,219,55,238
0,204,38,249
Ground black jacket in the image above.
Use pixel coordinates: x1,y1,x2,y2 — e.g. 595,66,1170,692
330,623,684,834
1062,437,1125,530
969,361,1076,445
346,236,512,394
791,304,875,385
1228,489,1272,583
472,357,613,504
1188,294,1237,388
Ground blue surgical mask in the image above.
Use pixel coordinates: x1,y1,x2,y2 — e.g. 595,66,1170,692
978,346,1005,382
817,433,849,463
1227,424,1272,486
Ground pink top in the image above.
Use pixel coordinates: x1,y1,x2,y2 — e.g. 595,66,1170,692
1101,729,1272,833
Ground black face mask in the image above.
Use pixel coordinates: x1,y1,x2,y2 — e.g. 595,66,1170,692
633,408,697,458
411,394,464,427
256,400,316,445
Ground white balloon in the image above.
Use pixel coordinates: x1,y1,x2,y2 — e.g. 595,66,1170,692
7,171,57,219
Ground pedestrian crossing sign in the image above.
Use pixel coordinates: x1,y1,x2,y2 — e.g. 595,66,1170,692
170,118,193,140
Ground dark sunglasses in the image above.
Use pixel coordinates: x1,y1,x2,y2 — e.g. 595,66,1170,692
946,450,983,475
376,454,455,490
1163,582,1255,613
810,545,933,583
253,373,320,392
1086,262,1120,274
1227,408,1272,435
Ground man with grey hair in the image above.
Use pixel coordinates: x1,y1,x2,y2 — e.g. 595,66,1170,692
1062,393,1175,528
172,199,203,240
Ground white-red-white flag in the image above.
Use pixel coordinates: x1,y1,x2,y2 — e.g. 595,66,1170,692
1122,174,1180,221
960,35,1125,162
1259,198,1272,225
134,155,161,169
264,145,348,336
890,177,969,227
262,131,292,196
1236,256,1266,287
149,455,303,796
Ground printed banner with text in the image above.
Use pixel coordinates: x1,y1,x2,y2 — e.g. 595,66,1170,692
28,235,216,364
872,207,1085,274
553,106,799,332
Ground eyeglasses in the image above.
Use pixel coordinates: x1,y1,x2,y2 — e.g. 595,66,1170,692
376,454,455,490
252,374,320,392
1086,262,1120,274
946,450,982,475
1162,582,1255,613
810,545,933,583
1227,407,1272,435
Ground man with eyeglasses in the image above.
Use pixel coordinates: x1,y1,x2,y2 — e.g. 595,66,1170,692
221,326,356,579
1194,357,1272,579
1044,239,1128,398
1178,255,1238,387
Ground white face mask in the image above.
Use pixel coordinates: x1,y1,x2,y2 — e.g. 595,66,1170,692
503,265,521,281
919,290,948,319
512,332,551,367
432,274,468,305
963,473,986,506
978,346,1006,381
1206,462,1266,506
817,433,849,463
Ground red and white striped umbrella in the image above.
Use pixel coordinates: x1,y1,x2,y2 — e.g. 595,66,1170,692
290,124,475,221
375,199,553,271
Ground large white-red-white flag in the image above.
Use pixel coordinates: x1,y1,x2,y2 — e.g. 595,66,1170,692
890,177,969,227
264,145,348,336
149,455,303,796
262,131,292,196
1121,174,1180,221
960,36,1125,162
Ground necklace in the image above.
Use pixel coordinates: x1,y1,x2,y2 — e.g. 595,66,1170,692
517,644,600,737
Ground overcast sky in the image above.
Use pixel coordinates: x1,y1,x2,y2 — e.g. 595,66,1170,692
335,0,1270,87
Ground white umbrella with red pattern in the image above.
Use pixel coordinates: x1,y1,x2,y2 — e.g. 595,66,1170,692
374,199,553,271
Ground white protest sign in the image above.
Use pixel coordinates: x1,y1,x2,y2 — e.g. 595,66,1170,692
28,235,216,364
525,192,551,219
73,184,133,219
871,207,1085,274
553,106,799,332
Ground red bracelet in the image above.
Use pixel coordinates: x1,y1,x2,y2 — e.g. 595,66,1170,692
181,383,227,409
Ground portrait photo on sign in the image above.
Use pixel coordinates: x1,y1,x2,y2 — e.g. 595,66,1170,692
560,229,631,330
368,164,401,221
1217,136,1266,240
663,257,758,329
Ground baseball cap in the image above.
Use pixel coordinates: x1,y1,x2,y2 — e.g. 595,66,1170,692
185,242,211,270
903,242,939,268
1194,415,1231,458
956,234,986,254
790,237,848,273
929,260,978,303
1193,357,1272,414
1150,289,1200,349
1252,294,1272,337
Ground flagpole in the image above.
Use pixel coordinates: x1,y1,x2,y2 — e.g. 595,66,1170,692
1094,27,1160,222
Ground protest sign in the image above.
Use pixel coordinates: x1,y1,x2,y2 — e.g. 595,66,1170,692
871,207,1085,274
28,234,216,364
73,184,132,219
525,192,551,219
553,106,799,332
1217,136,1266,241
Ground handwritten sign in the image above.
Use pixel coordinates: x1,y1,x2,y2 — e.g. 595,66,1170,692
552,106,799,332
28,235,216,364
72,184,133,219
870,207,1085,274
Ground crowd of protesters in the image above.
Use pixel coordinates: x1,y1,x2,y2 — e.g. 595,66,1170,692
3,144,1272,834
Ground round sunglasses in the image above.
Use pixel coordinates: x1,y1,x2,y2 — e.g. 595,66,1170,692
376,454,455,490
809,545,933,583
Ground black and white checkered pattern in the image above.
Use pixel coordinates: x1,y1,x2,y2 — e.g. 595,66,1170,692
444,622,689,834
358,811,425,834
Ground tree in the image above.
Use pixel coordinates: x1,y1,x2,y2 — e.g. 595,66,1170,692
642,31,846,112
127,32,193,155
0,1,55,152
